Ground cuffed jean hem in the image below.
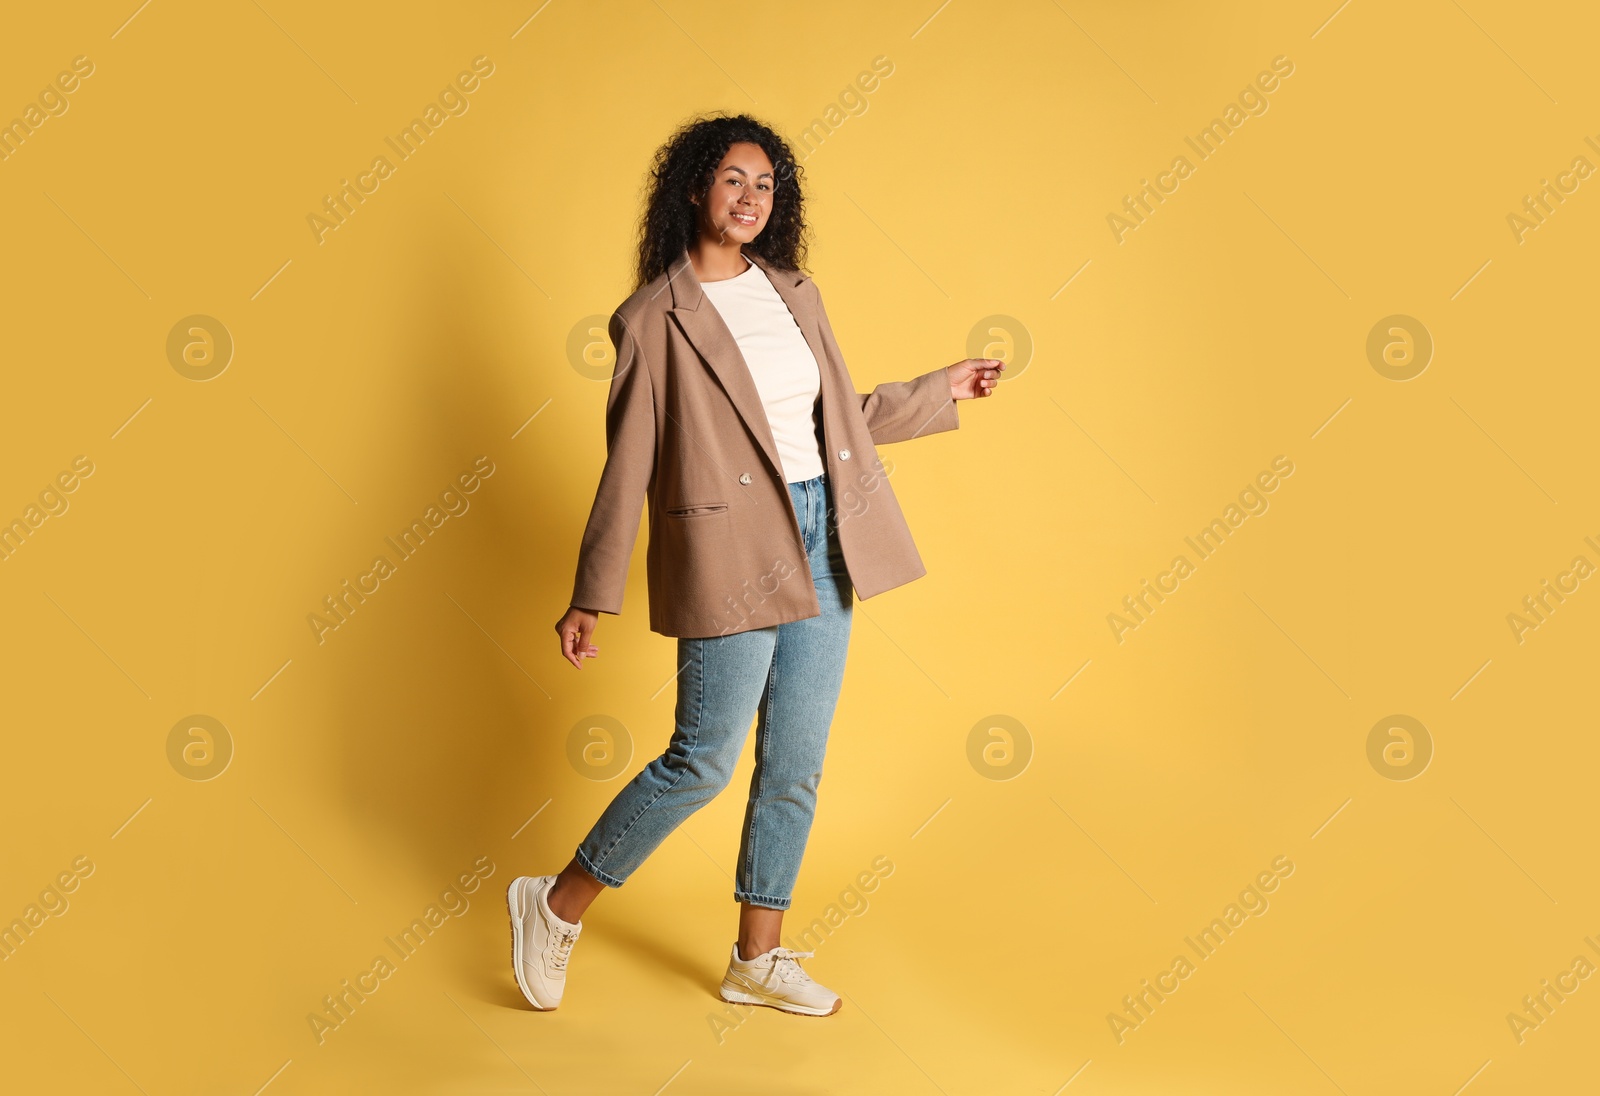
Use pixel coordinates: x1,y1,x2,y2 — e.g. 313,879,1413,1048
574,847,626,889
733,890,792,910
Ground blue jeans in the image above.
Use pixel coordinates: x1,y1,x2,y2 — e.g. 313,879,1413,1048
574,472,853,909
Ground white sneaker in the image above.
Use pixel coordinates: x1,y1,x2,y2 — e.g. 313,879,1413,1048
718,943,842,1016
507,875,582,1010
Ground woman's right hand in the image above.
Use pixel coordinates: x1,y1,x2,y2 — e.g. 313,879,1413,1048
555,606,601,669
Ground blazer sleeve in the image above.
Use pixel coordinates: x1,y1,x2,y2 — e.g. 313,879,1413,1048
809,282,959,445
856,368,960,445
570,312,656,616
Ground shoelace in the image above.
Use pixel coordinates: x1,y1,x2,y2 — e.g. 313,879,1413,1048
549,927,580,971
763,947,815,985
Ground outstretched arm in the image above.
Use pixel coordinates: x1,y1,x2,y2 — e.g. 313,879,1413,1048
856,368,961,444
856,357,1003,442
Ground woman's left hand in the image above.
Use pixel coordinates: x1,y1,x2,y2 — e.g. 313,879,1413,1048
947,358,1006,400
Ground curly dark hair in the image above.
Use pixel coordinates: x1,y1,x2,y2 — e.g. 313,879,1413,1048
632,112,810,293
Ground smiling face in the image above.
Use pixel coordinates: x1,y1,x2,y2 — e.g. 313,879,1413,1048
691,141,776,245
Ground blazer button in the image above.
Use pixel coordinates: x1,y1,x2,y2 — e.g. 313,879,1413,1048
838,448,851,460
739,472,752,485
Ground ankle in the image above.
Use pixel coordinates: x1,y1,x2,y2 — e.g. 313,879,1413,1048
737,941,777,962
547,879,582,925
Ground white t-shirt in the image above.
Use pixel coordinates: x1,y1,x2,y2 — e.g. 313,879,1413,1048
698,258,826,484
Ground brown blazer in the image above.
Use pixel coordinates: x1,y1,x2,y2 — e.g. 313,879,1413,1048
569,246,959,638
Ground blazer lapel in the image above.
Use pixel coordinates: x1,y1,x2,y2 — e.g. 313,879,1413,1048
666,247,823,485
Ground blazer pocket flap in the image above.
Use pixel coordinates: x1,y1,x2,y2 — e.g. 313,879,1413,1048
665,502,729,517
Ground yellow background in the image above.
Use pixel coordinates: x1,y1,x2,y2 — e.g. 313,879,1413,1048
3,1,1596,1092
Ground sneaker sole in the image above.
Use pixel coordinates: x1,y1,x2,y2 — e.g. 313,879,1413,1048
718,986,842,1017
507,878,558,1011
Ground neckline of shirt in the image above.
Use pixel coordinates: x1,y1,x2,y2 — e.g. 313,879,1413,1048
700,258,761,287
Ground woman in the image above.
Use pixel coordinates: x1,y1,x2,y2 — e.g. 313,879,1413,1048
509,113,1003,1017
